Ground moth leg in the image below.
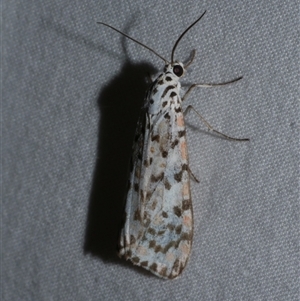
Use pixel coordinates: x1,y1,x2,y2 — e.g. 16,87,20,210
187,165,199,183
182,76,243,102
146,73,153,84
184,49,196,69
184,105,249,142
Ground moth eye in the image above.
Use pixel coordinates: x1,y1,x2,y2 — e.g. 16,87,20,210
173,65,183,77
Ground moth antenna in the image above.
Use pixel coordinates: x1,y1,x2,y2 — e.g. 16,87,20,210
171,11,206,64
97,22,169,64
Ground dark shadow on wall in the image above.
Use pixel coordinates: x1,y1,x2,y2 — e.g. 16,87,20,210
84,61,156,266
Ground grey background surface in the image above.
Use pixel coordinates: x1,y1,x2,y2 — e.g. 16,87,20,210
3,0,298,300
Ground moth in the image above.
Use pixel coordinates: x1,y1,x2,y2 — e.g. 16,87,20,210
98,11,248,279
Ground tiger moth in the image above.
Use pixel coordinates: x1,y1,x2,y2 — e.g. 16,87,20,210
98,11,248,279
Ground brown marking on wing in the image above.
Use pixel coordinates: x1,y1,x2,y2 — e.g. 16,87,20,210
146,190,152,200
181,232,192,241
162,211,168,218
167,224,175,231
150,173,164,182
171,139,179,148
164,178,171,190
149,240,156,248
173,259,180,272
163,241,176,253
162,150,168,158
147,228,156,235
132,257,140,263
182,199,191,210
173,206,182,217
178,130,186,137
175,225,182,234
162,85,175,98
159,267,168,278
164,112,170,119
151,134,160,142
170,91,177,98
175,106,181,113
154,245,163,253
150,263,158,272
174,171,183,182
125,250,132,259
140,261,149,267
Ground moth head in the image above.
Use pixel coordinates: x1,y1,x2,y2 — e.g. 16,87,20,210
164,62,185,78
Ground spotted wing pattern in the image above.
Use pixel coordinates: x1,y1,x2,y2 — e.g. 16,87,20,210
118,64,193,279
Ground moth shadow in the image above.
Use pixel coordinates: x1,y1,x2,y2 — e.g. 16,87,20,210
84,61,156,264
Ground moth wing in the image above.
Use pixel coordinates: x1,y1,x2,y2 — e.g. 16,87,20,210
119,106,193,279
118,112,146,254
